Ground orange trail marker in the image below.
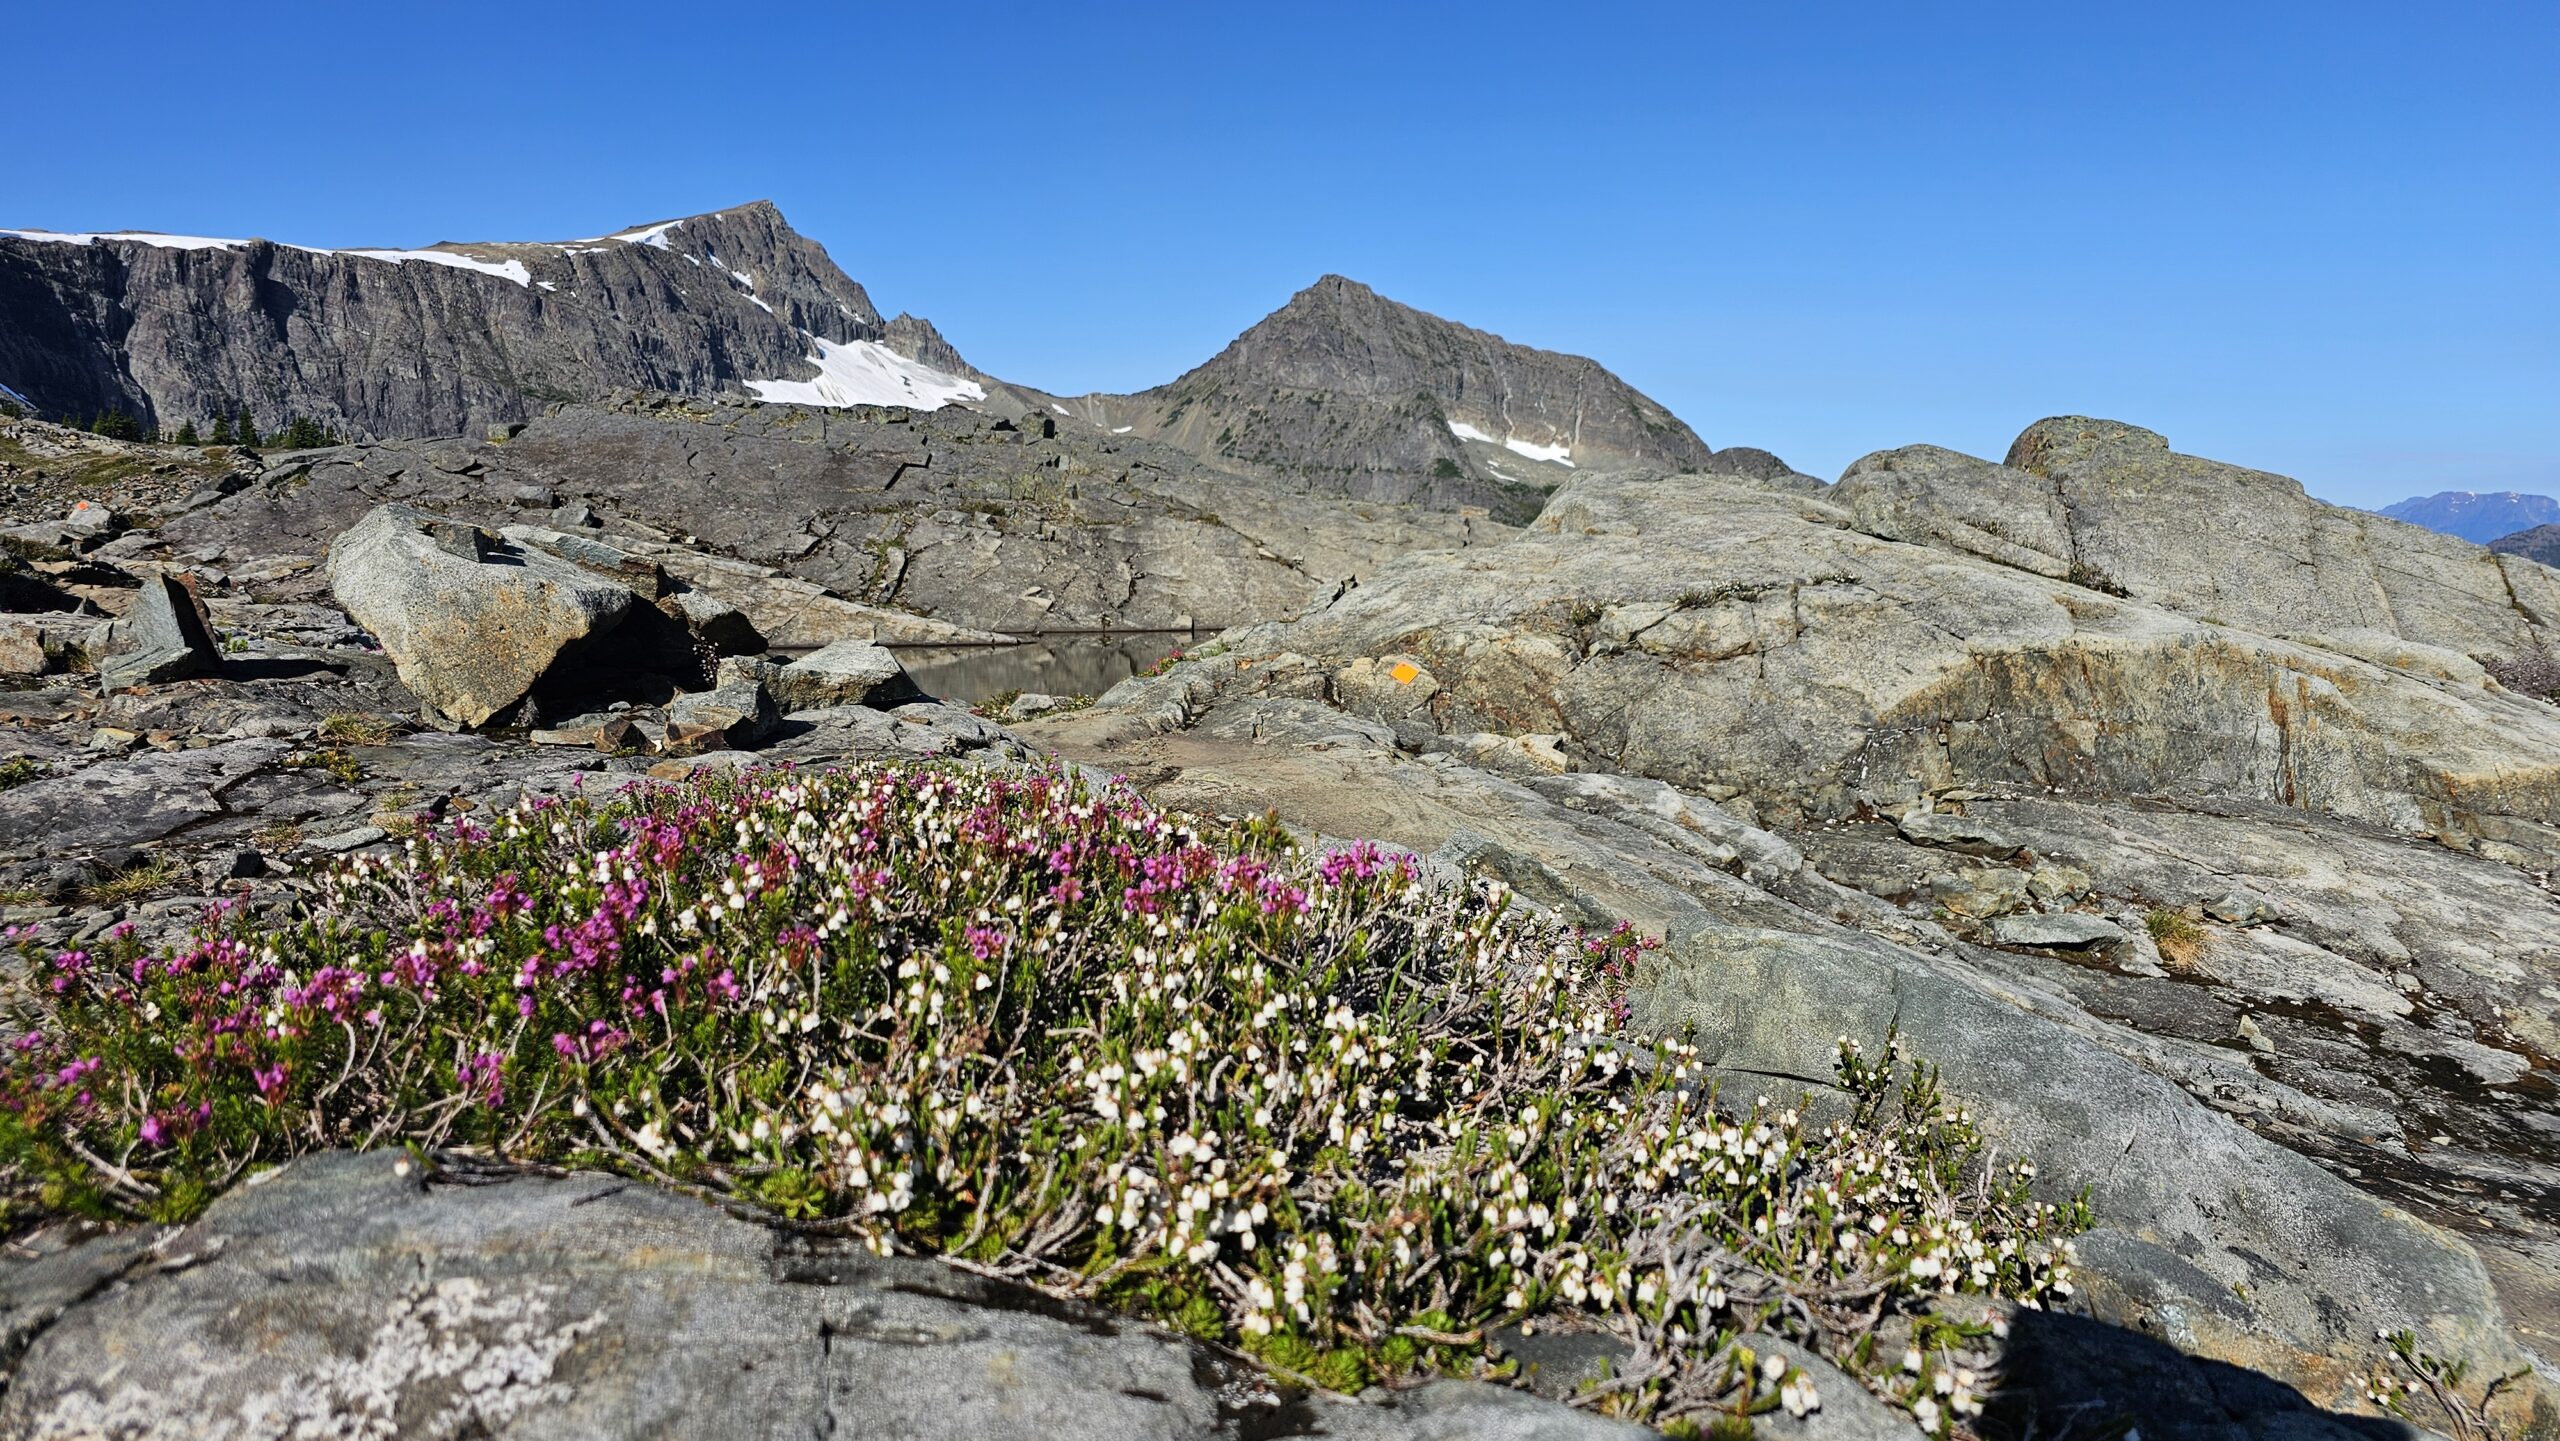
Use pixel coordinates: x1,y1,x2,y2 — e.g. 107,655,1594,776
1390,661,1420,685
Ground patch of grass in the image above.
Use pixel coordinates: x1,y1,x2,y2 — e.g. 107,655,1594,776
0,757,43,791
317,713,395,746
285,748,364,786
2145,908,2209,969
0,534,74,567
0,886,43,908
0,432,199,493
81,854,185,907
1,765,2083,1433
254,821,306,853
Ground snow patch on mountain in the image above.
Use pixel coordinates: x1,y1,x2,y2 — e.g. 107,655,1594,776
1446,418,1574,467
333,249,533,287
1,229,244,252
745,336,985,412
614,220,683,249
1,229,537,286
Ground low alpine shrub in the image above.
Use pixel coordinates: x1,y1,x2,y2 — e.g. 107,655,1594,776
0,762,2083,1432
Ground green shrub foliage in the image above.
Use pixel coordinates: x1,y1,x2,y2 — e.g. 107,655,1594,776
0,764,2083,1430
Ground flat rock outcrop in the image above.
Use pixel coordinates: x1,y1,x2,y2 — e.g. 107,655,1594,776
1205,442,2560,864
1026,422,2560,1432
160,397,1498,635
0,1152,1654,1440
1835,421,2560,665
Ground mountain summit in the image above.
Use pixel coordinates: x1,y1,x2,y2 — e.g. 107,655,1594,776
1054,275,1711,516
0,201,981,441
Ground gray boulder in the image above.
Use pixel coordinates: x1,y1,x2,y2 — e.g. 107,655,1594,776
0,618,45,677
61,500,122,543
1894,810,2023,858
1832,444,2075,581
327,504,637,728
765,639,921,712
1984,912,2127,950
0,614,84,678
661,587,765,655
0,1151,1646,1441
93,572,219,691
666,681,777,753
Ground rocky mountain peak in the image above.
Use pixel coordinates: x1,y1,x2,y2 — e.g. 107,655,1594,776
567,200,885,338
0,201,975,442
1066,274,1712,519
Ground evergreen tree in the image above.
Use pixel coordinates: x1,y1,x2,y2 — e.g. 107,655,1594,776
209,415,233,445
233,408,256,446
92,410,138,441
174,420,200,446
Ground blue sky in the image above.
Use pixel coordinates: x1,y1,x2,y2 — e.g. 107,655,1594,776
10,1,2551,506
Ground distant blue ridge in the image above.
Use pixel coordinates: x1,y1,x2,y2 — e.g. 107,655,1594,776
2378,490,2560,544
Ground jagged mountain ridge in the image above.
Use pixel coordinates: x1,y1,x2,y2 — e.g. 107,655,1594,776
0,201,981,441
1043,275,1714,517
2379,489,2560,543
3,208,1723,522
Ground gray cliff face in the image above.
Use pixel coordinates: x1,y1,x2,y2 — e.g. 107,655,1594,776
0,201,978,441
1057,275,1711,519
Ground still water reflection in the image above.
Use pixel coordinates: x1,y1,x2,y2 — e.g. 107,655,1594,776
894,633,1191,706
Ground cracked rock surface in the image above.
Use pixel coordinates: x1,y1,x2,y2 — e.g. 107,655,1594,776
0,1152,1655,1440
1029,417,2560,1432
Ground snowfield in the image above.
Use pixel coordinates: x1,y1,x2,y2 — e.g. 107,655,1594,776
333,249,533,287
0,229,244,251
1,229,536,287
1446,418,1575,466
744,336,985,412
